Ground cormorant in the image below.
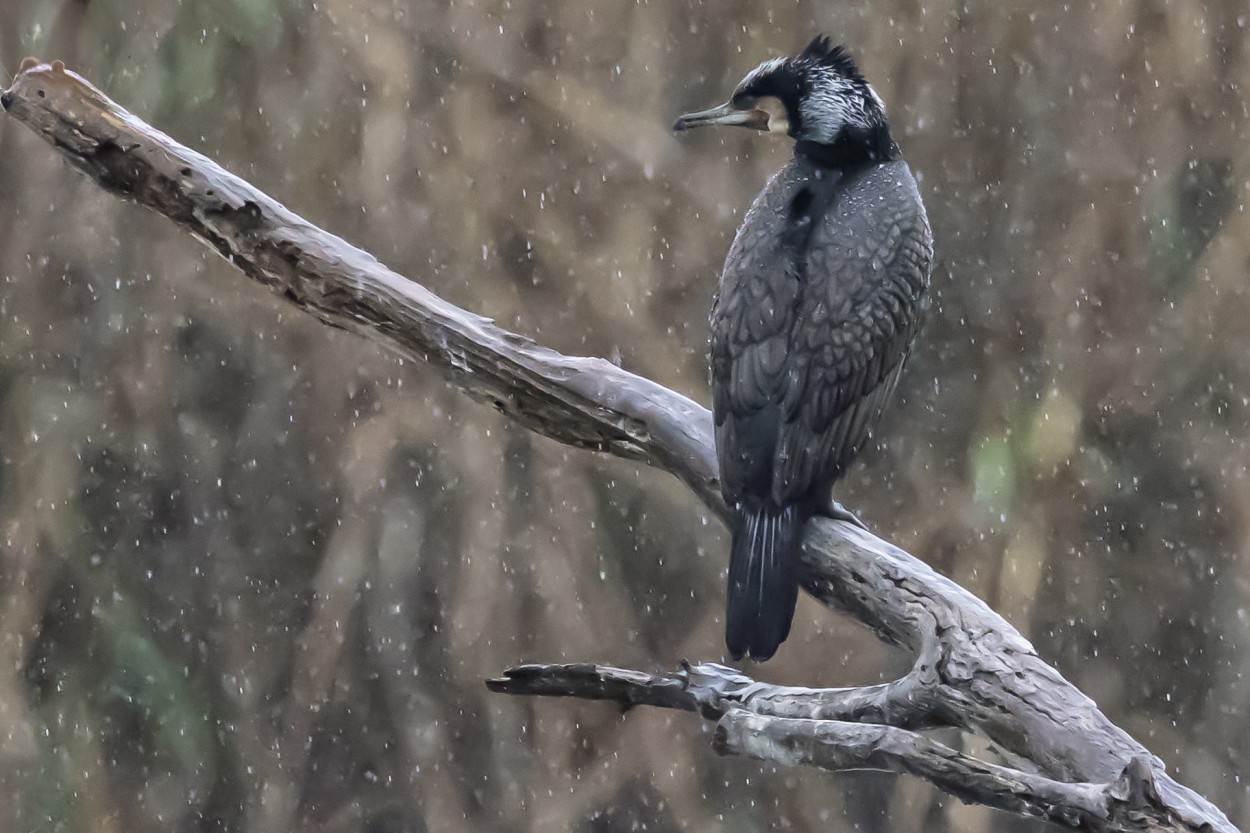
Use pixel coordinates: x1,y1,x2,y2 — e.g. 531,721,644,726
674,36,933,661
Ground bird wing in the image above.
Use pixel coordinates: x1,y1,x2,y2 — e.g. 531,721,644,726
771,162,933,504
711,167,806,505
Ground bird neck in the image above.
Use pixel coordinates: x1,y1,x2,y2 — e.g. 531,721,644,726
795,122,898,170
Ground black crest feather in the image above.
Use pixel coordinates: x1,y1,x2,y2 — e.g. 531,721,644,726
799,35,865,83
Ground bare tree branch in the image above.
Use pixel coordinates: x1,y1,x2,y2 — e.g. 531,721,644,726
1,60,1236,833
716,714,1187,833
491,663,1212,833
0,59,723,519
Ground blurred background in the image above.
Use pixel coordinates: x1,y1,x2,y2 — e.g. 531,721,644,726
0,0,1247,831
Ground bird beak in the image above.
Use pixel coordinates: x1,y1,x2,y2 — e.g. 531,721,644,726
673,101,769,133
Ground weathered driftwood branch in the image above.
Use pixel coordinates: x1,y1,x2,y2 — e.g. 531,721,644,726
490,663,1197,832
1,61,1235,833
0,59,722,520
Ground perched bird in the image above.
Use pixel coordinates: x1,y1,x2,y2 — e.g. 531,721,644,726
674,36,933,660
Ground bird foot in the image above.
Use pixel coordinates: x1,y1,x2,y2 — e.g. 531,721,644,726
821,499,869,531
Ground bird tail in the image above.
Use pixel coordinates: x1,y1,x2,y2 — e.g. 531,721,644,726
725,498,809,661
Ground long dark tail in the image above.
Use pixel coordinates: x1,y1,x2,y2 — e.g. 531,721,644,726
725,498,809,661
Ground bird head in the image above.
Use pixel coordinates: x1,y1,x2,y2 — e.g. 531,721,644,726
673,36,888,148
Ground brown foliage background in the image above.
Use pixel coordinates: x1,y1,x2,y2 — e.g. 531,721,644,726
0,1,1247,831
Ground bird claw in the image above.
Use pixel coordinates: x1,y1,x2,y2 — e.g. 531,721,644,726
823,499,869,531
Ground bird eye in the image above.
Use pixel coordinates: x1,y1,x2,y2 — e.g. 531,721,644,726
731,92,756,110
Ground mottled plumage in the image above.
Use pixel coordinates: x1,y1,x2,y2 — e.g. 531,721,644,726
676,37,933,660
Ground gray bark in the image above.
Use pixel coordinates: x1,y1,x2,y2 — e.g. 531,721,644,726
1,59,1235,833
